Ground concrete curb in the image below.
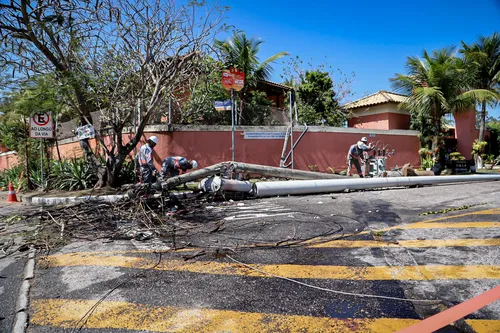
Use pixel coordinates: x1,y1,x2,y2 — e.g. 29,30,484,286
12,248,36,333
31,194,126,206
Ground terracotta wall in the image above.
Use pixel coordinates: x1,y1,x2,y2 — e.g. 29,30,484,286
388,113,411,130
0,152,19,170
51,127,421,173
454,108,477,160
348,113,390,130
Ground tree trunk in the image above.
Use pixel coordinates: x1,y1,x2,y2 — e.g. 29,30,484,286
55,137,62,161
106,156,125,188
478,102,486,142
79,137,107,188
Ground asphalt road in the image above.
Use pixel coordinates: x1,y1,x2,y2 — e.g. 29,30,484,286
0,200,40,333
23,180,500,332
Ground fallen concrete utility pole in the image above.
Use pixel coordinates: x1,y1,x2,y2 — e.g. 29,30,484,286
162,161,345,189
230,162,345,180
200,176,252,193
162,163,227,189
253,175,500,197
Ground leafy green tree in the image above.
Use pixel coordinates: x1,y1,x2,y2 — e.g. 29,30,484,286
0,75,69,189
281,56,354,126
0,0,226,187
215,31,288,124
241,91,273,126
295,70,344,126
179,58,232,125
460,32,500,142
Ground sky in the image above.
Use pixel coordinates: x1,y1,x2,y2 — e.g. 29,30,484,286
220,0,500,117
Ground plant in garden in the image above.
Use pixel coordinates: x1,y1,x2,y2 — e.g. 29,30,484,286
421,156,434,169
52,159,97,191
0,165,26,190
449,152,466,161
472,139,488,155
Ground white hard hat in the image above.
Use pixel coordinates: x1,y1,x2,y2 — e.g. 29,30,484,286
191,160,198,169
357,141,365,149
361,137,368,143
148,136,158,144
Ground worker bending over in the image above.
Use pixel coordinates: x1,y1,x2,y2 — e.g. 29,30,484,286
347,140,369,178
161,156,198,178
136,136,159,184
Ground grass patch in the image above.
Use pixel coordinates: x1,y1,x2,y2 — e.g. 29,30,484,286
419,203,488,216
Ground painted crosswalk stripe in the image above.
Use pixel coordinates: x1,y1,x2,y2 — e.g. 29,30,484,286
43,253,500,280
30,299,500,333
309,238,500,248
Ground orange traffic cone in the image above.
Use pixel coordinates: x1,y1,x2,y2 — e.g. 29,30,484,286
7,181,18,202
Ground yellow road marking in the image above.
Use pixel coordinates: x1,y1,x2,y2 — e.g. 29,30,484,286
338,221,500,240
403,222,500,229
30,299,500,333
309,238,500,248
43,252,500,280
417,208,500,224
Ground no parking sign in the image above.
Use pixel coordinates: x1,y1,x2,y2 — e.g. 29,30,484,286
30,113,54,138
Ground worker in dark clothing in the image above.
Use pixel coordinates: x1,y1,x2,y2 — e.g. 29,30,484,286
347,141,367,177
161,156,198,178
136,136,158,184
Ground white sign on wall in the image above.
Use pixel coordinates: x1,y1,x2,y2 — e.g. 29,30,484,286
243,131,286,139
76,124,95,140
30,113,54,138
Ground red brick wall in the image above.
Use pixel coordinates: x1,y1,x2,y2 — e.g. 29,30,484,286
51,128,420,173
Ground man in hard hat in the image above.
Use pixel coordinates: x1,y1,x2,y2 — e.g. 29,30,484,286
161,156,198,179
347,141,368,178
136,136,159,184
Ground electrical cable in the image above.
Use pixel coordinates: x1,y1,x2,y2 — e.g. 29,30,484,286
226,255,440,304
70,251,163,332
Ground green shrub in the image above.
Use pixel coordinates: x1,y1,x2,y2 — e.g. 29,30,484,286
421,156,434,169
119,160,137,184
0,165,26,191
449,152,466,161
54,158,97,191
472,139,487,155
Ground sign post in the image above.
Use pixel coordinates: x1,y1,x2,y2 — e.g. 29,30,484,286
30,112,54,190
221,68,245,161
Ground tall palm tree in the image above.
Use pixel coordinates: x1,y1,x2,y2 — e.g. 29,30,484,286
215,31,289,86
391,48,472,150
215,31,288,124
460,32,500,142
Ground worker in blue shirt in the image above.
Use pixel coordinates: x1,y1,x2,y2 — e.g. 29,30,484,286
161,156,198,178
136,136,158,184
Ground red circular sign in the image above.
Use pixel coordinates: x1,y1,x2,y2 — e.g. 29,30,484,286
33,113,50,126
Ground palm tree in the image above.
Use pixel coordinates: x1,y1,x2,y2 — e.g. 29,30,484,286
215,31,288,124
460,32,500,142
391,48,472,150
215,31,289,85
